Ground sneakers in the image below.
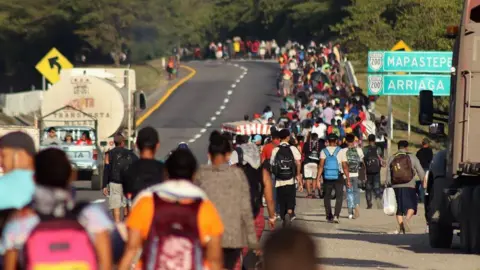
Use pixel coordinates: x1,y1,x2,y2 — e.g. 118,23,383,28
333,216,340,224
348,214,353,220
290,213,297,221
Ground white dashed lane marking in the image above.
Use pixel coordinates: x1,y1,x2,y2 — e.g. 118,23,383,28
186,63,247,146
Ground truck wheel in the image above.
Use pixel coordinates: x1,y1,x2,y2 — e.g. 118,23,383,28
460,186,474,253
428,189,453,248
469,186,480,253
91,166,103,191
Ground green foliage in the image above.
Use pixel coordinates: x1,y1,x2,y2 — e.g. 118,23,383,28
0,0,465,90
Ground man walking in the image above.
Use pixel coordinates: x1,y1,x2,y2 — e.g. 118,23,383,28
416,138,433,203
386,140,425,234
270,129,302,227
363,134,384,209
103,133,138,222
340,134,364,219
316,134,349,223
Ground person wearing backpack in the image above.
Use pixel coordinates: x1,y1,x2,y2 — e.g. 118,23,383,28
120,148,224,270
363,134,384,209
2,148,114,270
103,133,138,222
302,132,321,198
316,133,350,223
122,127,165,201
386,140,425,234
339,134,364,219
270,129,302,227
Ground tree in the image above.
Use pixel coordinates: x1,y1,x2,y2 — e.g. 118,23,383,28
331,0,396,60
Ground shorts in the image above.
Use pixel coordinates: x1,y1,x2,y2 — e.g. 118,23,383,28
393,187,418,216
108,182,126,209
303,163,318,179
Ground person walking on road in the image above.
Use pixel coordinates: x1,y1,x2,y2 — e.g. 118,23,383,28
386,140,425,234
416,138,433,203
261,130,281,218
363,134,384,209
196,131,258,269
302,132,321,198
121,127,165,201
317,134,350,223
270,129,302,227
340,133,364,219
103,134,137,222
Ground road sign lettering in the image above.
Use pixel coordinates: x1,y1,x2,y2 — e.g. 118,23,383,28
35,48,74,84
368,51,452,73
367,74,450,96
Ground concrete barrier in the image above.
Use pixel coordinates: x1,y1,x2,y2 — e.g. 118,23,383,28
0,91,44,117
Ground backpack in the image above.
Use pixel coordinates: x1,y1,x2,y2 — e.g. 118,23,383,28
142,194,203,270
307,140,320,163
23,203,97,270
236,147,264,217
346,148,361,173
272,145,296,180
322,147,341,180
365,146,381,174
390,152,415,185
110,148,137,183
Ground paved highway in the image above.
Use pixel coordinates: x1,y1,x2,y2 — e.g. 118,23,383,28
73,60,480,269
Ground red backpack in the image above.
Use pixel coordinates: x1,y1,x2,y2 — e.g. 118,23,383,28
142,194,204,270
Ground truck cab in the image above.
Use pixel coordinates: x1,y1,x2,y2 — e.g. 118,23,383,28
419,0,480,253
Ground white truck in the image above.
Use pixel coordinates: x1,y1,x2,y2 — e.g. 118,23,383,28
39,68,146,190
0,125,40,176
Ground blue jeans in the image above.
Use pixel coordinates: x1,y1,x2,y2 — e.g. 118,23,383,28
347,177,361,214
271,174,280,213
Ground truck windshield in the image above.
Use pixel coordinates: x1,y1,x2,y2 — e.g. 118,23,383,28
42,127,96,145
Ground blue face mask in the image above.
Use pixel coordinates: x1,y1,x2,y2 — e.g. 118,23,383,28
0,169,35,210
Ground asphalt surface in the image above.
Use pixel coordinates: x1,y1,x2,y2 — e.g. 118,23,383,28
74,60,480,269
75,60,282,202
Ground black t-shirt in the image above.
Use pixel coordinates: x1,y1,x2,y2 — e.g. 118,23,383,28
416,147,433,169
121,159,165,199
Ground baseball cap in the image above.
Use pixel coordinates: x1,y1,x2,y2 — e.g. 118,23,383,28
252,135,262,143
0,131,36,157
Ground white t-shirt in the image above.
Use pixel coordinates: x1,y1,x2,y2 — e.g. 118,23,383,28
312,123,327,139
338,147,364,177
320,146,348,165
270,143,302,187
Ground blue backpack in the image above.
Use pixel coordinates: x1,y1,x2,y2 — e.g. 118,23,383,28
323,147,341,180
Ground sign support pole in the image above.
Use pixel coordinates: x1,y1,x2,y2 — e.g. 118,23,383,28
42,76,46,91
387,95,393,158
408,99,411,140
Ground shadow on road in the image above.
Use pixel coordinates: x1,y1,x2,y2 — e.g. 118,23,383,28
310,230,464,255
318,257,407,268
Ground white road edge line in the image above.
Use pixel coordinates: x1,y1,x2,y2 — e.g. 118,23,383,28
211,116,216,121
206,122,212,127
227,90,233,95
220,105,226,110
189,139,196,143
200,128,207,133
236,79,240,83
91,199,106,204
194,134,201,139
232,84,236,88
215,111,221,115
224,98,229,103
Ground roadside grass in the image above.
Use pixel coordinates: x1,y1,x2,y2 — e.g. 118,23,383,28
356,72,445,152
91,58,168,92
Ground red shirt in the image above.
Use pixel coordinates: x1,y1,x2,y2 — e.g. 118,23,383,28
261,139,280,162
76,139,92,145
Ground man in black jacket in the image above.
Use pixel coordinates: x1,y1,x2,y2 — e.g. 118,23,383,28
416,138,433,203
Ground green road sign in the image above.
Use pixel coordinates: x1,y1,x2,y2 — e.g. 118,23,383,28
368,51,452,73
368,74,450,96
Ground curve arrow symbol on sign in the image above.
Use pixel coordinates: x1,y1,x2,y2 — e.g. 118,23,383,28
48,56,62,74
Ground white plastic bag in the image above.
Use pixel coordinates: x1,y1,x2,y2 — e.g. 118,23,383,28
383,187,397,216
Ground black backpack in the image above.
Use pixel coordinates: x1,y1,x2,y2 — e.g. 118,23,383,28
109,148,137,183
236,147,264,217
272,145,295,180
365,146,381,174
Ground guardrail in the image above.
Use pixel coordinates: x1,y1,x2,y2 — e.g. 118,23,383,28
344,60,359,87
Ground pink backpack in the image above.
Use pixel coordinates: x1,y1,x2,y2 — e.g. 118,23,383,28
23,204,97,270
142,194,203,270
